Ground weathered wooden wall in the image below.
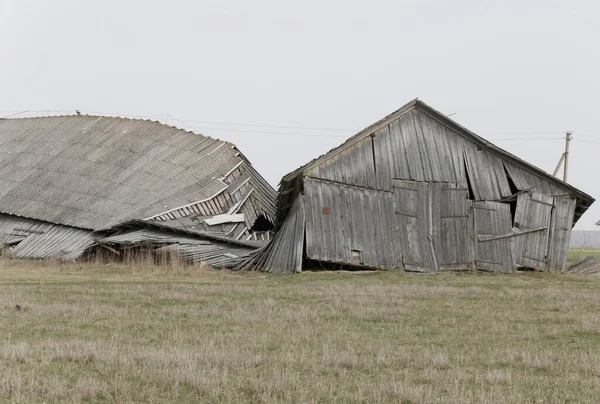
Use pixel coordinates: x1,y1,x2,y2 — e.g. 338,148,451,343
304,178,399,269
305,109,563,201
512,192,554,270
393,180,474,272
300,108,582,273
247,102,590,274
548,196,577,272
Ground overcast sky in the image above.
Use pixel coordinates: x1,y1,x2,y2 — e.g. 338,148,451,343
2,0,599,228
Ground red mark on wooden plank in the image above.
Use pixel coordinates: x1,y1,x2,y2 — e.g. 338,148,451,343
322,207,330,215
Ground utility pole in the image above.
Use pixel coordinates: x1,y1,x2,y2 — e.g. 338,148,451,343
552,131,572,182
563,131,572,182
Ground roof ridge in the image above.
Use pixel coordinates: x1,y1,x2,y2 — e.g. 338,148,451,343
0,113,231,145
280,98,593,205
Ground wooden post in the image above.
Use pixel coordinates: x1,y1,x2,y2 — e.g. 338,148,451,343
563,131,572,182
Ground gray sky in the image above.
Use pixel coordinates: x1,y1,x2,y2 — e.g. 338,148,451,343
2,0,599,228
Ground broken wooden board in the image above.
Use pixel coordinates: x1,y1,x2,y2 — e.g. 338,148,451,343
204,214,245,226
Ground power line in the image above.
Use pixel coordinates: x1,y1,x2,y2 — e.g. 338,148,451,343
84,110,168,120
2,108,596,143
487,137,564,141
573,138,600,145
167,118,351,139
0,109,76,116
486,131,564,136
168,116,358,132
0,110,29,119
571,132,598,140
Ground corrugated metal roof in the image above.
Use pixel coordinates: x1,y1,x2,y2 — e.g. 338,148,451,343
0,213,95,259
100,219,266,249
0,115,276,230
98,223,261,268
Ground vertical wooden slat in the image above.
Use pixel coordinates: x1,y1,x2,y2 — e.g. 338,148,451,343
547,196,577,272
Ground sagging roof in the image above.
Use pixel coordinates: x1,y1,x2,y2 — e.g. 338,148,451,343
99,219,267,249
280,99,594,223
96,219,266,268
0,115,276,230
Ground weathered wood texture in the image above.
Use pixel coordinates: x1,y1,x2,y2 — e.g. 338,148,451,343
474,202,514,273
304,178,398,269
393,181,473,272
548,196,577,272
0,116,277,231
100,227,260,268
393,181,435,272
436,183,474,270
0,214,94,259
236,194,305,274
296,108,589,273
305,110,549,200
513,192,553,270
252,100,593,274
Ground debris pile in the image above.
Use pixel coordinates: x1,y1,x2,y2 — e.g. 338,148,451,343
565,256,600,277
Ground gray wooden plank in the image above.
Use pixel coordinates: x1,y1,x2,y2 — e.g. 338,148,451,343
513,192,553,270
473,201,514,273
547,196,576,272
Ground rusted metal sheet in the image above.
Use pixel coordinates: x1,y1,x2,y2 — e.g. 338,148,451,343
548,196,577,272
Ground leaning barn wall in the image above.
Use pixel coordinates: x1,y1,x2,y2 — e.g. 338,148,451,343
301,108,578,273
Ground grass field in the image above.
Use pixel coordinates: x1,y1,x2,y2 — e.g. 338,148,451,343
1,259,599,403
568,247,600,261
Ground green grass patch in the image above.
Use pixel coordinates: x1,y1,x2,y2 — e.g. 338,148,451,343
0,262,599,403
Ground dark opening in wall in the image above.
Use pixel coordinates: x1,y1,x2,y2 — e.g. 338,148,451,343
504,164,520,195
503,165,520,224
251,215,274,232
506,198,518,225
463,159,475,200
304,258,375,272
370,135,377,177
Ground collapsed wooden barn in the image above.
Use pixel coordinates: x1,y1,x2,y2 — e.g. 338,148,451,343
0,114,277,265
241,99,594,274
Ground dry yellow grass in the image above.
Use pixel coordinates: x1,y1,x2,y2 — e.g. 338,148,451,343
1,259,599,403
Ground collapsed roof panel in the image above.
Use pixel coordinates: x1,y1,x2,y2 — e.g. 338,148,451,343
0,115,277,231
0,213,94,260
96,220,266,268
